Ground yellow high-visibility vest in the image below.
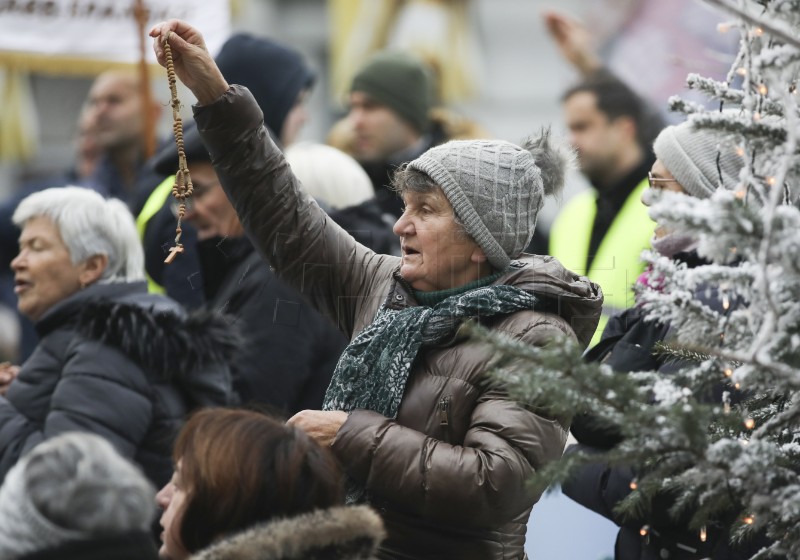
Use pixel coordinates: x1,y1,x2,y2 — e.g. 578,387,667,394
549,178,654,345
135,175,175,295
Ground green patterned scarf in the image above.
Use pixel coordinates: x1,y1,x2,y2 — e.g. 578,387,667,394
323,284,538,419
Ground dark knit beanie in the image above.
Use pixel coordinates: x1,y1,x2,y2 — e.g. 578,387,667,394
407,130,575,270
654,119,744,199
215,33,315,140
351,51,432,133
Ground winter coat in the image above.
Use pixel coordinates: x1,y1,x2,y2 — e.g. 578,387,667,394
189,505,384,560
563,252,767,559
19,531,159,560
198,235,347,413
0,281,237,488
194,85,603,560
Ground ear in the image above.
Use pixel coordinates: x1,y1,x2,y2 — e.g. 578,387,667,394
614,115,637,142
78,254,109,287
470,245,488,264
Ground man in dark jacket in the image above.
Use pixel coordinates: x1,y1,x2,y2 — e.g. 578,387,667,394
151,127,347,414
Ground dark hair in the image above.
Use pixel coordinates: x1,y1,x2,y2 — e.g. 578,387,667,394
174,408,344,553
562,69,664,149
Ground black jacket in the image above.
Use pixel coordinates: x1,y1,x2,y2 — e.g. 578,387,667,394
0,282,237,488
564,252,766,559
199,236,346,414
20,531,159,560
329,198,399,256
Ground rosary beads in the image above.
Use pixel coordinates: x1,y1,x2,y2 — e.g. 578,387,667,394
163,32,193,264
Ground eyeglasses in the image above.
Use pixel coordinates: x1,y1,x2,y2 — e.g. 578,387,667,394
647,172,680,190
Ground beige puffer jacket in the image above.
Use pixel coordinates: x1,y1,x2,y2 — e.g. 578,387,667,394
195,86,603,560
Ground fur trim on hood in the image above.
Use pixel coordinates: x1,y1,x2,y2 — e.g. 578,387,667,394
189,506,385,560
77,301,239,381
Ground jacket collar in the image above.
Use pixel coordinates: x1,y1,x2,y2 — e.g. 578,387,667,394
35,281,148,337
189,506,384,560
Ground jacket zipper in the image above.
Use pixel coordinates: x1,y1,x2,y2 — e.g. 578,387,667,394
438,395,452,438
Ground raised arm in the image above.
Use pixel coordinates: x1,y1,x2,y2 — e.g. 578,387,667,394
150,21,397,334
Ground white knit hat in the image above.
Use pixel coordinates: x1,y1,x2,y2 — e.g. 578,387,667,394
653,120,744,199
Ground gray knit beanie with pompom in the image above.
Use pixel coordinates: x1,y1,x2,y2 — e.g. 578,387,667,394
407,129,575,270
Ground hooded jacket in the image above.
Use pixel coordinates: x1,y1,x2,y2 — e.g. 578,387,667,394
194,85,603,560
0,282,237,488
189,506,385,560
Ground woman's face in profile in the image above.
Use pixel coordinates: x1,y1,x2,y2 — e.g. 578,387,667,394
156,461,191,560
11,216,84,322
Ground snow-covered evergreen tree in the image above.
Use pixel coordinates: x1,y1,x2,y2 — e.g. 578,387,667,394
476,1,800,557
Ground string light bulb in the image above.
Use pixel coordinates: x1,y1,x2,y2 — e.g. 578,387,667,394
767,176,777,186
700,526,708,542
630,479,638,490
758,84,768,95
735,190,746,199
722,294,730,310
736,67,747,76
724,368,733,377
640,525,650,537
754,27,764,36
745,418,755,429
717,23,731,33
743,515,755,525
735,382,741,390
735,146,745,157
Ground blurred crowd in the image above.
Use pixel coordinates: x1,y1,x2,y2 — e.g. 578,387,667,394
0,6,765,560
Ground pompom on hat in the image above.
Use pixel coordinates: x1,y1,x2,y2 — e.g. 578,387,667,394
407,129,575,270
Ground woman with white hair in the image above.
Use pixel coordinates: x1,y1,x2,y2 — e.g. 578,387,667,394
0,186,236,488
0,432,159,559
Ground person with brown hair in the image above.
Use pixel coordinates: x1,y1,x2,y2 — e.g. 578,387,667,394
155,408,384,560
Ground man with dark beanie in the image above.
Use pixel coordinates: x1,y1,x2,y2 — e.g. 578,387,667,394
330,50,490,222
342,51,435,219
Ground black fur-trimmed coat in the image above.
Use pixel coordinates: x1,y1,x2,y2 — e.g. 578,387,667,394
189,506,385,560
0,281,237,488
